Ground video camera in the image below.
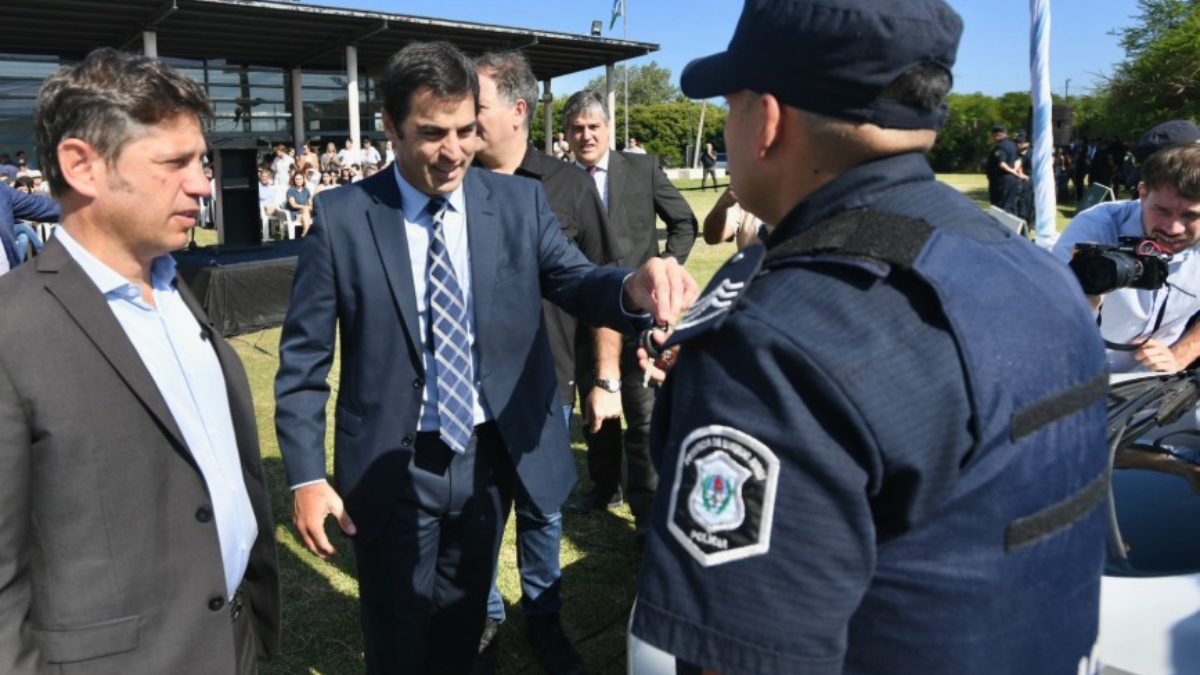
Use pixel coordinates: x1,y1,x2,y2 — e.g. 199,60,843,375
1069,237,1173,295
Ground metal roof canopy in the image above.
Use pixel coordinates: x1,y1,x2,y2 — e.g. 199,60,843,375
4,0,657,81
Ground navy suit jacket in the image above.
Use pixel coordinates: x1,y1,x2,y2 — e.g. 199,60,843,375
275,168,637,540
0,183,59,268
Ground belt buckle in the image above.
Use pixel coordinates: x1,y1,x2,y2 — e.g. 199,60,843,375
229,588,244,621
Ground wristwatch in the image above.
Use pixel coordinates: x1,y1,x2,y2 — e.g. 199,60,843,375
594,378,622,393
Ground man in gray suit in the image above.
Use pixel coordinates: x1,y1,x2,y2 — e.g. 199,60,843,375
563,90,698,536
0,48,280,675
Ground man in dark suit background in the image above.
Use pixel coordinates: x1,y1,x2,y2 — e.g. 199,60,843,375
274,41,695,675
0,48,280,675
472,50,620,675
562,90,698,536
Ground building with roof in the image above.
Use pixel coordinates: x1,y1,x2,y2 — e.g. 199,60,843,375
1,0,657,162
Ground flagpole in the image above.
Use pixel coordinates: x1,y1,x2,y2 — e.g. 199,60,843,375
1030,0,1056,248
623,0,629,149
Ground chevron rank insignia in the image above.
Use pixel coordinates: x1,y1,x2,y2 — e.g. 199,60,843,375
665,244,764,349
667,425,780,567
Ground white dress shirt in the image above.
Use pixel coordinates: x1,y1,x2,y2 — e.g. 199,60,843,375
56,227,257,599
577,151,611,209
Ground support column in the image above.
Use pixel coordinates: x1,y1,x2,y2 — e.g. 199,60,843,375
605,64,616,150
142,31,157,58
347,45,361,149
543,80,553,155
291,66,305,153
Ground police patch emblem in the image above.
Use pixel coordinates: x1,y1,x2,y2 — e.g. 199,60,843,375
668,425,779,566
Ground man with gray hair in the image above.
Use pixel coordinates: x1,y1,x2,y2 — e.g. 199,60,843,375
562,89,697,540
472,49,620,675
0,47,280,675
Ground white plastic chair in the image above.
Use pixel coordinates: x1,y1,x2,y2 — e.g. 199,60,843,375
987,205,1028,237
259,205,299,241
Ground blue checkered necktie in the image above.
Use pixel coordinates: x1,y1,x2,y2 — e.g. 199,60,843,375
425,197,475,454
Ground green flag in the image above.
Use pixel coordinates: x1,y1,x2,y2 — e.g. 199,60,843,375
610,0,624,31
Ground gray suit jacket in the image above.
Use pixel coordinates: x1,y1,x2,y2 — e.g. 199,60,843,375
604,150,697,267
0,239,280,675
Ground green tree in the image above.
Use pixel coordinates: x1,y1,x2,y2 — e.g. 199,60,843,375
994,91,1034,134
627,101,726,167
1095,0,1200,136
584,61,683,106
930,92,1000,171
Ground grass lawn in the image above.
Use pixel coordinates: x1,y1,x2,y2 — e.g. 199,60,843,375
207,172,1075,674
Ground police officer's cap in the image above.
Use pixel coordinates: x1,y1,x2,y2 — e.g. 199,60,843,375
1133,120,1200,164
1014,130,1028,143
991,125,1007,135
680,0,962,130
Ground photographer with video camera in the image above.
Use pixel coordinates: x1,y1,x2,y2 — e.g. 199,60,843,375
1054,140,1200,374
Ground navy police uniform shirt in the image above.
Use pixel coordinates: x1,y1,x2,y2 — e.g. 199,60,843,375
631,152,1108,675
986,137,1018,179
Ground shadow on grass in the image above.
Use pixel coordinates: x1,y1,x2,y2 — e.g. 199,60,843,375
962,185,989,205
261,456,366,675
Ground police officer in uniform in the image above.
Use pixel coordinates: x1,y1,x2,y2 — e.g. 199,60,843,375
630,1,1111,674
987,124,1021,212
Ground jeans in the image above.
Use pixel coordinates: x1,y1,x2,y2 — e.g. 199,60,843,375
487,403,573,621
13,222,43,261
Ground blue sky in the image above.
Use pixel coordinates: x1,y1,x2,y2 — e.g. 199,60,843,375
313,0,1137,100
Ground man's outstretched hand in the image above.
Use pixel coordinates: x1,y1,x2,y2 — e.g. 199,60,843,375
623,257,699,326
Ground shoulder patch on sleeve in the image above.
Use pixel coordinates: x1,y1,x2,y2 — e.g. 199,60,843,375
665,244,764,349
667,425,780,567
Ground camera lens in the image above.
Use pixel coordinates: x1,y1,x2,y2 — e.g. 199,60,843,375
1075,252,1142,295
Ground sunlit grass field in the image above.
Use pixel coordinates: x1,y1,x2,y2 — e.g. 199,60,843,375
195,172,1075,674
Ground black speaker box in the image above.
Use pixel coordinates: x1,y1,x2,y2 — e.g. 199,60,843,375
215,148,262,248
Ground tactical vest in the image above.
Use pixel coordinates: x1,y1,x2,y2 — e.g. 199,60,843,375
670,208,1110,674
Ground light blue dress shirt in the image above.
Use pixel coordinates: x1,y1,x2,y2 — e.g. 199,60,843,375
55,227,257,599
392,164,493,431
1054,200,1200,373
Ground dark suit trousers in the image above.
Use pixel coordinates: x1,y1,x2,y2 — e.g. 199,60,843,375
582,336,658,522
354,423,514,675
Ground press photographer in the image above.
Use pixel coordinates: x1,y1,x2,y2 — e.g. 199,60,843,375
1054,139,1200,374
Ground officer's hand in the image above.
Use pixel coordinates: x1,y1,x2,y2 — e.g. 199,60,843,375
623,257,699,326
1134,339,1184,373
585,387,623,433
636,329,678,387
292,481,357,560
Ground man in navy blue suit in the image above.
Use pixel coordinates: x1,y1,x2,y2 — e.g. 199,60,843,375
274,41,695,675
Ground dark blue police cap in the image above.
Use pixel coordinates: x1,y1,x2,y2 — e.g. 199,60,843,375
680,0,963,130
1133,120,1200,164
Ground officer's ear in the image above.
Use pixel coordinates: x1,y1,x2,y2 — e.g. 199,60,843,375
756,93,786,160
